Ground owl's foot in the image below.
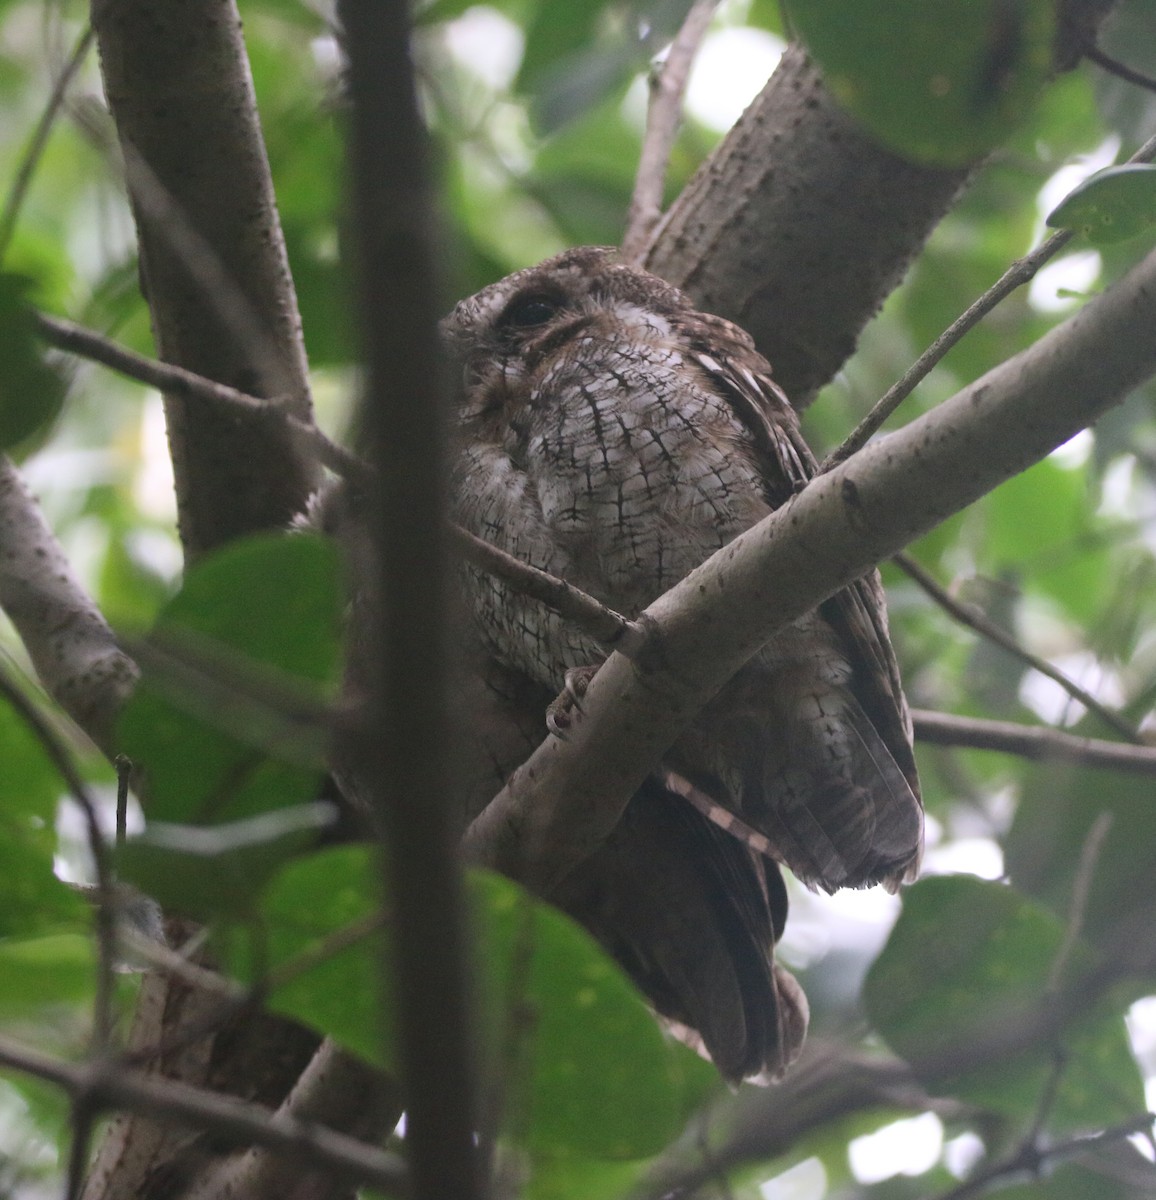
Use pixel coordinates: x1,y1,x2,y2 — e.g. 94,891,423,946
545,666,599,738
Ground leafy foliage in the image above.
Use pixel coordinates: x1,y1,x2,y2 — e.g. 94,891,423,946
0,0,1156,1197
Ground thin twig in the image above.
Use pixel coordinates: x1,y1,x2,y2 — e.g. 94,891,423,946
451,524,648,655
0,25,94,263
1048,811,1113,993
823,131,1156,468
0,1032,409,1195
621,0,719,263
1085,45,1156,93
912,709,1156,774
896,552,1140,742
35,312,370,487
114,755,131,852
930,1112,1156,1200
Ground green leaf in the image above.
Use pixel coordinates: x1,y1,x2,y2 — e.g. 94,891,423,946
864,875,1144,1133
117,804,338,921
475,870,698,1158
0,275,67,449
0,934,94,1020
117,533,342,828
1046,164,1156,245
785,0,1056,166
217,854,714,1158
1006,760,1156,949
216,845,392,1069
0,693,88,937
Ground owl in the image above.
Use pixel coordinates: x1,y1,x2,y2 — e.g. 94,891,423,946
443,246,923,1081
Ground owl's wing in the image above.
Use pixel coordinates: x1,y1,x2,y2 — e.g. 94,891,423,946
552,772,807,1083
685,317,923,890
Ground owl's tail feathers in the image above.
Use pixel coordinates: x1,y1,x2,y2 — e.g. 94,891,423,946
771,692,924,893
671,694,923,894
551,776,808,1084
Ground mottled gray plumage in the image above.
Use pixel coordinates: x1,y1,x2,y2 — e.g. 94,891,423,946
443,246,923,1080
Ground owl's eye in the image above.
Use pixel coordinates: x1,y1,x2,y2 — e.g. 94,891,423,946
498,291,562,331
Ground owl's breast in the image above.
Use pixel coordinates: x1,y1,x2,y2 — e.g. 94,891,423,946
519,336,770,607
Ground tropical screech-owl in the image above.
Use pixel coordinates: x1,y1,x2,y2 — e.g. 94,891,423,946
442,247,923,1081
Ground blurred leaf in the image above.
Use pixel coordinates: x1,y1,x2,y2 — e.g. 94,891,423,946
0,934,93,1021
475,869,708,1158
1047,164,1156,245
865,875,1144,1133
984,458,1109,625
217,844,392,1068
117,533,342,827
1006,759,1156,949
117,803,338,921
0,693,88,937
521,0,695,131
997,1154,1156,1199
0,274,66,449
218,854,715,1157
786,0,1056,166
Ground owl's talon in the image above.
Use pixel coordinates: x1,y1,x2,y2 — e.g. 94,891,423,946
545,665,599,738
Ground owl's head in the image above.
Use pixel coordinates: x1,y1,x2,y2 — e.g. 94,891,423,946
439,246,693,373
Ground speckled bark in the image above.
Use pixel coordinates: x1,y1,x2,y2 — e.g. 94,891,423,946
91,0,318,557
647,44,970,406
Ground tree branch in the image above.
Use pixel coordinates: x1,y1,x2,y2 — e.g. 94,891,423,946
896,552,1139,742
912,710,1156,774
824,127,1156,465
647,43,971,404
36,312,370,488
339,0,485,1197
92,0,318,556
0,1033,408,1197
465,241,1156,893
621,0,718,263
0,456,138,749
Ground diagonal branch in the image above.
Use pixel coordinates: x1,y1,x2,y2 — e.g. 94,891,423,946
0,456,138,749
0,1032,408,1196
465,241,1156,892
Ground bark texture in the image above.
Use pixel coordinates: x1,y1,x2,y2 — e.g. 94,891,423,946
92,0,318,557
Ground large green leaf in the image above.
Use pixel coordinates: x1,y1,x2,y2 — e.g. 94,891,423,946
117,533,342,829
786,0,1056,166
217,851,718,1159
865,875,1143,1133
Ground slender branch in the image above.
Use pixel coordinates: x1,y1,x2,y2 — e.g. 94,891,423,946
824,129,1156,466
451,525,647,655
181,1039,403,1200
0,456,138,749
912,709,1156,774
621,0,719,263
930,1113,1156,1200
896,552,1139,742
35,312,371,488
0,1033,408,1196
1048,811,1112,993
340,2,485,1199
1085,44,1156,93
0,25,94,263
